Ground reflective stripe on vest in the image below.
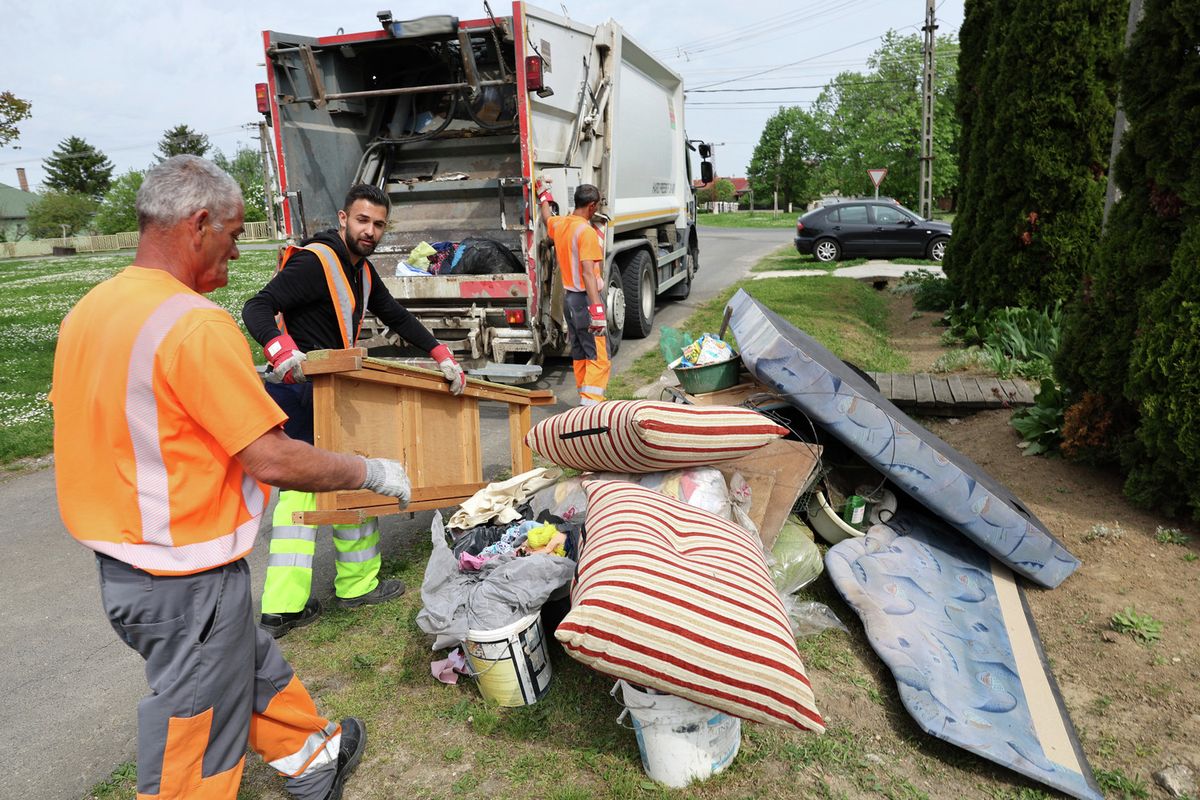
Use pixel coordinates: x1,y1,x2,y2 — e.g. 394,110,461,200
77,293,266,572
278,243,372,348
563,221,593,291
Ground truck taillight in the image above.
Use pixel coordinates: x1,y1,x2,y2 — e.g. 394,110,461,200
255,83,270,115
505,308,527,325
525,56,552,98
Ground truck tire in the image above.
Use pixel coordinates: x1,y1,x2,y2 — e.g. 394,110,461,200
622,250,655,339
605,265,624,356
665,242,696,300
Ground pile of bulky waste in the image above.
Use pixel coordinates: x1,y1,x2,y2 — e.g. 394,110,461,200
414,291,1103,797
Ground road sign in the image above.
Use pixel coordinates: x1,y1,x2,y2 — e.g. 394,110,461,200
867,168,888,188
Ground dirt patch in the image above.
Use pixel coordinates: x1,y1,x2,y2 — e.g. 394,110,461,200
827,291,1200,797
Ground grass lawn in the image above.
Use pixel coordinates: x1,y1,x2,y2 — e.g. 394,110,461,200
0,251,277,465
697,211,797,228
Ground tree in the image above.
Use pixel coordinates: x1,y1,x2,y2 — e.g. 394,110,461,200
93,170,144,235
25,192,99,238
747,107,820,211
948,0,1123,313
42,136,114,198
697,178,735,206
0,91,32,148
157,124,211,161
809,31,959,208
213,145,267,223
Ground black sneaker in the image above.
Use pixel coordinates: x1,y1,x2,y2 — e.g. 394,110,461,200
337,579,406,609
323,717,366,800
260,599,321,639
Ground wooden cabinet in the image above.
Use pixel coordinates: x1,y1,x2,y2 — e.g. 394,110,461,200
297,348,555,524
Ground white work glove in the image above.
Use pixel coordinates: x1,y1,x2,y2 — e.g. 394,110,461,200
430,344,467,396
360,457,411,507
587,303,607,336
263,334,307,384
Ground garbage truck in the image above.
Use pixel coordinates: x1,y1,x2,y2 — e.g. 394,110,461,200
257,2,699,381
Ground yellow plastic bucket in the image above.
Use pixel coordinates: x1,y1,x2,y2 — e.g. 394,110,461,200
464,613,552,706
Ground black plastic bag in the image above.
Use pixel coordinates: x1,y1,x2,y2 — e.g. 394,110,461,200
448,238,524,275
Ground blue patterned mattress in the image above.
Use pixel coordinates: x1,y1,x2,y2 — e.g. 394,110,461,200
826,511,1102,800
727,289,1079,589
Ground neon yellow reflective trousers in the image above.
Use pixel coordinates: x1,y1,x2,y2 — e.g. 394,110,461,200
260,490,381,615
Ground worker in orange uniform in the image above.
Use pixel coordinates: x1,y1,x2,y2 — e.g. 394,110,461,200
539,182,610,405
242,183,467,638
49,156,407,800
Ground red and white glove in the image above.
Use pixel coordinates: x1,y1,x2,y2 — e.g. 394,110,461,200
430,344,467,396
587,303,607,336
263,334,307,384
535,178,554,206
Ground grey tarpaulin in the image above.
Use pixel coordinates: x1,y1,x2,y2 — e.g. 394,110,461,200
416,512,575,651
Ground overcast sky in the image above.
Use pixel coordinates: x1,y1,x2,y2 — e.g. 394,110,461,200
0,0,963,192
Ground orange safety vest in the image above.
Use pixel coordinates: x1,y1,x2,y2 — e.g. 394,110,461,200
50,267,288,575
276,242,372,348
548,214,604,292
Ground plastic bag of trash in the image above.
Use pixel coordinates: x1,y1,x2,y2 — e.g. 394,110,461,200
659,326,693,367
416,512,575,650
406,241,437,270
769,515,824,594
780,599,849,638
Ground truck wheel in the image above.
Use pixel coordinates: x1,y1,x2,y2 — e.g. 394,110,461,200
622,250,655,339
605,265,624,356
665,243,695,300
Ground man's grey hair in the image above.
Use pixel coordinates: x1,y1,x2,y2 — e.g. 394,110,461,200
136,155,243,232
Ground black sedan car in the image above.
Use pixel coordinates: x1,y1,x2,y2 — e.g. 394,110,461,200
794,200,952,262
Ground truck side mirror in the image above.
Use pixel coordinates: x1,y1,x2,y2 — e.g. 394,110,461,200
700,161,714,184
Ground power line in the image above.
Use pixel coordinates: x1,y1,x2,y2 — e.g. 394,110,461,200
687,77,915,93
691,33,898,91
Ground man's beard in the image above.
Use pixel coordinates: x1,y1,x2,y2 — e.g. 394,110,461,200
345,233,377,259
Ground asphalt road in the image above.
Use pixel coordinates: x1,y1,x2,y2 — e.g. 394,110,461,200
0,225,785,800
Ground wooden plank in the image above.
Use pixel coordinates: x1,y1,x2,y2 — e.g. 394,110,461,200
300,353,364,376
891,372,916,403
509,404,533,475
686,378,772,407
914,373,935,405
1013,379,1037,405
872,372,893,397
931,375,955,406
961,376,986,406
946,374,968,405
976,377,1004,405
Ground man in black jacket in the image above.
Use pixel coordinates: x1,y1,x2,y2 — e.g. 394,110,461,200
242,184,467,637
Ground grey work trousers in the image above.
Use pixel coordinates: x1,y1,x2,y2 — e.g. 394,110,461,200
96,554,338,799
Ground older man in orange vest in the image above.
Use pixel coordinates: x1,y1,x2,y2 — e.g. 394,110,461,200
50,156,407,800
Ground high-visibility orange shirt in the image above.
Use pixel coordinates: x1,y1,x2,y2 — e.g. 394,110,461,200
548,214,603,292
50,266,287,575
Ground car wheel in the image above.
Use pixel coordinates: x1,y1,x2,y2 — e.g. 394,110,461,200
814,238,841,262
621,250,655,339
605,264,624,356
665,243,695,300
928,236,948,262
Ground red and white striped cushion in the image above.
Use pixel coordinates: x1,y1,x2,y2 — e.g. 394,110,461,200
525,400,788,473
555,480,825,733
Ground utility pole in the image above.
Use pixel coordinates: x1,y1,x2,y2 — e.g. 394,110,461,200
918,0,937,220
257,120,278,238
1102,0,1145,230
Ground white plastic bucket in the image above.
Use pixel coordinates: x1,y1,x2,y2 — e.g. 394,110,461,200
464,613,552,706
616,680,741,787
